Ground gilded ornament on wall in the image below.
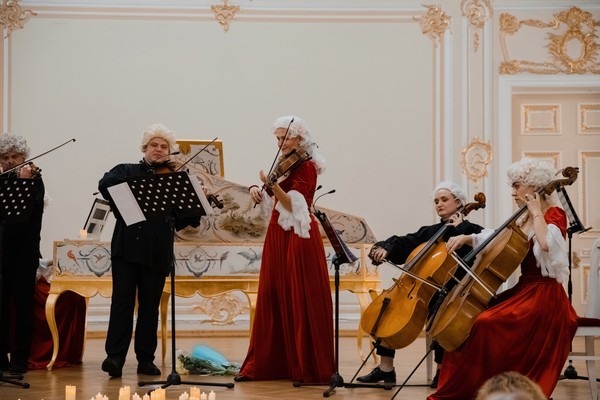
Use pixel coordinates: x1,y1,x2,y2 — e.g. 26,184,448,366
461,0,493,52
414,4,452,47
0,0,35,37
211,0,240,32
499,7,600,74
461,137,492,185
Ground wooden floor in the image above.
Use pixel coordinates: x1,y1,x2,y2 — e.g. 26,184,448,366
1,335,597,400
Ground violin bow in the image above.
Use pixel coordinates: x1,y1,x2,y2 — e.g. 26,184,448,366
0,138,76,177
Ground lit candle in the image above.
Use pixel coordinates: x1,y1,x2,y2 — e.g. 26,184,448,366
119,386,131,400
95,393,103,400
132,394,142,400
79,229,88,238
190,387,201,399
65,385,76,400
142,394,150,400
200,392,207,400
179,392,190,400
208,391,216,400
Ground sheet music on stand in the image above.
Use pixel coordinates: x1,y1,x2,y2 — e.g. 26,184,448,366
107,171,213,226
0,177,40,223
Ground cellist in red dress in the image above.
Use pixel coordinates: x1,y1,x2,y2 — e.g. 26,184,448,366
429,158,578,400
235,115,334,383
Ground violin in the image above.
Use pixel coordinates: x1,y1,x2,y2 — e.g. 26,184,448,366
266,148,312,187
427,167,578,351
1,162,42,179
359,193,486,350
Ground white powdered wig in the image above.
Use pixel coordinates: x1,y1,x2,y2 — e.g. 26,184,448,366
272,115,326,175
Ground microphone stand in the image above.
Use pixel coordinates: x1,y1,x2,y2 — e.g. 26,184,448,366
293,188,358,397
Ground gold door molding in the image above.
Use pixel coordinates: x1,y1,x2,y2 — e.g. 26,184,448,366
499,6,600,75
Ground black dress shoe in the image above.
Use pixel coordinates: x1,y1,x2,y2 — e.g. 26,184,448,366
357,366,396,383
9,359,27,374
137,361,161,375
234,375,251,382
101,357,123,377
430,369,440,388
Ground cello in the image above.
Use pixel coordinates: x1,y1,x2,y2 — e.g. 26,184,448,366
427,167,578,351
360,192,486,350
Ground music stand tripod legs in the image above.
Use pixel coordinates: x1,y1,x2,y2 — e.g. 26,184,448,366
138,216,234,393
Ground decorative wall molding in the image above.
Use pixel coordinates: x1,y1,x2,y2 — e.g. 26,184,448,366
461,0,493,51
211,0,239,32
521,104,561,135
499,6,600,74
521,151,562,169
460,136,493,186
414,4,451,47
0,0,35,37
578,103,600,134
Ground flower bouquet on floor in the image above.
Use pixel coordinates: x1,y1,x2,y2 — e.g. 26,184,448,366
176,345,240,376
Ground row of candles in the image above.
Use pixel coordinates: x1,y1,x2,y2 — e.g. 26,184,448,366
66,385,217,400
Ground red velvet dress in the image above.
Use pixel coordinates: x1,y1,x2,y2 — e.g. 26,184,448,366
238,160,334,383
428,207,578,400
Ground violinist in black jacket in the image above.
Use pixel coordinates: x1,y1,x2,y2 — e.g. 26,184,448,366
357,182,483,387
98,123,200,378
0,134,44,374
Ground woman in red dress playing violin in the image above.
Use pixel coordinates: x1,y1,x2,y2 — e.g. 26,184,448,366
235,115,334,383
431,158,578,400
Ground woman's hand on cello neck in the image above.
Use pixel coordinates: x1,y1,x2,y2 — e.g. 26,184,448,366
446,234,472,254
444,212,464,227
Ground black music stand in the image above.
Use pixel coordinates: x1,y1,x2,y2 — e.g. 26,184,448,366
0,177,40,389
109,171,234,393
293,205,358,397
555,185,595,382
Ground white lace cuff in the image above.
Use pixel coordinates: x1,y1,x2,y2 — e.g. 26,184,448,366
471,228,494,248
259,190,274,219
275,190,311,238
532,223,569,283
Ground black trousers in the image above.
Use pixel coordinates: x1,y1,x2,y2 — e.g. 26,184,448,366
376,341,444,365
105,258,166,363
0,249,38,362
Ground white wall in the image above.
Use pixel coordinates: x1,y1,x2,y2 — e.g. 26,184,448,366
10,16,437,259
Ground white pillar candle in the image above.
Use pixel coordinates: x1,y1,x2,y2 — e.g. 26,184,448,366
119,386,131,400
142,394,150,400
208,391,216,400
179,392,190,400
200,392,207,400
190,387,200,399
65,385,76,400
132,394,142,400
